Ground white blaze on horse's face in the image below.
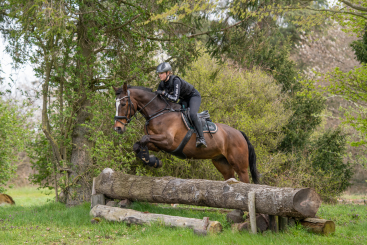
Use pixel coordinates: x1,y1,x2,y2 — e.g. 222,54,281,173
115,99,120,117
114,97,127,134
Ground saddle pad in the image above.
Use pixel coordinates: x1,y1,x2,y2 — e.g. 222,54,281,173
181,113,218,134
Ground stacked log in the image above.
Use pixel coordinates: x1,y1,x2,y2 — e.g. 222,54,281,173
90,205,222,234
94,168,321,218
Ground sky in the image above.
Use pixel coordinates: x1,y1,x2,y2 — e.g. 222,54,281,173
0,36,37,96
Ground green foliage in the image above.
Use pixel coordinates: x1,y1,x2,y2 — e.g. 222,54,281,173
0,99,32,193
309,128,353,199
186,53,292,162
278,82,326,151
351,28,367,64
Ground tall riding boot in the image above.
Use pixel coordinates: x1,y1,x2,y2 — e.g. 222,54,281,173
192,116,207,148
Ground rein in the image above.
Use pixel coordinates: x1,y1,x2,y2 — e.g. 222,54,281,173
114,90,180,132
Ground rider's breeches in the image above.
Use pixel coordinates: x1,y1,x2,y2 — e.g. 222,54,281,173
183,90,204,138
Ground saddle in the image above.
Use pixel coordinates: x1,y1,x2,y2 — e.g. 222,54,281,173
167,107,217,160
181,108,218,134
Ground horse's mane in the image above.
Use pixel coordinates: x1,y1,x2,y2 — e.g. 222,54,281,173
115,85,153,95
115,84,179,109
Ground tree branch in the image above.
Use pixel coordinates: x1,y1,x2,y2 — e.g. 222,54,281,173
106,14,141,33
305,7,367,19
341,0,367,12
187,16,251,38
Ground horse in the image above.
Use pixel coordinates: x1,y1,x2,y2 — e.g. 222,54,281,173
113,83,259,184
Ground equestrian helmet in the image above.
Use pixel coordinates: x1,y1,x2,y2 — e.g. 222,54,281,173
156,62,172,73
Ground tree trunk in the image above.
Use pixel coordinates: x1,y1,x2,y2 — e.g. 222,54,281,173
95,169,321,218
90,205,222,233
66,98,94,206
66,1,95,206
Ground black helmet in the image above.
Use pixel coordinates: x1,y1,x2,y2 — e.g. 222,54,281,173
156,62,172,73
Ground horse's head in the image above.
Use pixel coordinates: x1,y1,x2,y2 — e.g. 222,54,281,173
113,83,137,134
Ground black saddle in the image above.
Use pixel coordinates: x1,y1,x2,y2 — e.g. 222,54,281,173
181,107,218,134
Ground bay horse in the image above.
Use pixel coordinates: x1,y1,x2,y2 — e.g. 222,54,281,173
113,83,259,184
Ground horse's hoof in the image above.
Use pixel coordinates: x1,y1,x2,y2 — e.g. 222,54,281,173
149,155,162,168
155,160,163,168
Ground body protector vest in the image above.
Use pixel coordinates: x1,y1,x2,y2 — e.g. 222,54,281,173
158,75,194,102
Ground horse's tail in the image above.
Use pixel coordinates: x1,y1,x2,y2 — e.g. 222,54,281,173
240,131,259,184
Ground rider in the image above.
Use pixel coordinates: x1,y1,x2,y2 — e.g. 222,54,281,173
155,62,207,148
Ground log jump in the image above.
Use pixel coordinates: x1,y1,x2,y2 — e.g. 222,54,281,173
94,168,321,218
91,168,335,235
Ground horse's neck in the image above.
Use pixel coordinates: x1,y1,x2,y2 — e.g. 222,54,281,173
133,90,168,117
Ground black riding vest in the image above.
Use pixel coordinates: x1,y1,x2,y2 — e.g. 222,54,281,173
159,75,194,100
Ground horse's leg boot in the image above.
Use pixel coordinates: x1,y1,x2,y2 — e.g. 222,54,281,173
137,145,150,164
149,155,162,168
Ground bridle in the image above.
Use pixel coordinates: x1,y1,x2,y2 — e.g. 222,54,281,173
114,90,137,126
114,89,180,130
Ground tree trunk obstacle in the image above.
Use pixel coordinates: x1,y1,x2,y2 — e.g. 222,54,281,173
92,169,335,235
90,205,222,234
94,168,321,218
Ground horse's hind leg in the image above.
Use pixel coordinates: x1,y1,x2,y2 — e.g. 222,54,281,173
211,157,235,180
225,152,250,183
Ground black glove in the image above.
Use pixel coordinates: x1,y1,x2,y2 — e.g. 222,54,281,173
156,90,164,95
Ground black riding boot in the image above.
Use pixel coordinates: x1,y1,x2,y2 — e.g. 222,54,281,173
192,116,207,148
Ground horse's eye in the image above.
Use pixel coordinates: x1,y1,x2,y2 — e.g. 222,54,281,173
121,103,126,106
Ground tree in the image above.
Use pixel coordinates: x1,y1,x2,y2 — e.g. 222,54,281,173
0,0,203,205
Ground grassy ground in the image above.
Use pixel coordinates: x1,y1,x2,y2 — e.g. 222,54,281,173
1,187,367,245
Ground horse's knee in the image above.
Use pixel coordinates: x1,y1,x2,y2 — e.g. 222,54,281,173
140,135,150,145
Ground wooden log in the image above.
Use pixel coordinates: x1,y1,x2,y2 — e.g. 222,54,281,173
157,206,234,214
300,218,335,235
269,215,279,232
248,191,257,234
90,205,223,233
279,216,288,231
95,168,321,218
234,214,269,233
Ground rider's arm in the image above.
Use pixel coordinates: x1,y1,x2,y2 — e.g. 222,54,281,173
164,77,180,102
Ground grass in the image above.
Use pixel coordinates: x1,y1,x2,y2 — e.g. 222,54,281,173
1,187,367,244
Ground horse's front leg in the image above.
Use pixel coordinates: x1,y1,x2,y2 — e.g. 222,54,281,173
140,134,172,149
134,134,171,169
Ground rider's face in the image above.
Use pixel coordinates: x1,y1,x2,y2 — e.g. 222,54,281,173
158,72,169,81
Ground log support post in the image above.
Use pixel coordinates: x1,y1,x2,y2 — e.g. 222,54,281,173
248,191,257,234
279,216,289,231
91,178,105,208
269,215,279,232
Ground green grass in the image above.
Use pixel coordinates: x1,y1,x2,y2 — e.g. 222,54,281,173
1,187,367,244
341,194,367,200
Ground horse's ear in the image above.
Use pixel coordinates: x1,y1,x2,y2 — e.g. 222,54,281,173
112,86,118,92
123,83,128,94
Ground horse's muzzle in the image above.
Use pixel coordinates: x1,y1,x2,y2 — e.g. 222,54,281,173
114,127,126,134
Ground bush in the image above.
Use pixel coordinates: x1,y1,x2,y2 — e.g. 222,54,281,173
0,99,32,192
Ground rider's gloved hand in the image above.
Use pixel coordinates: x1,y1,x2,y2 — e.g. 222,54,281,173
156,90,164,95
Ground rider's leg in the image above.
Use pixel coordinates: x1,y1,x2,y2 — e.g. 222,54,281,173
188,92,207,148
